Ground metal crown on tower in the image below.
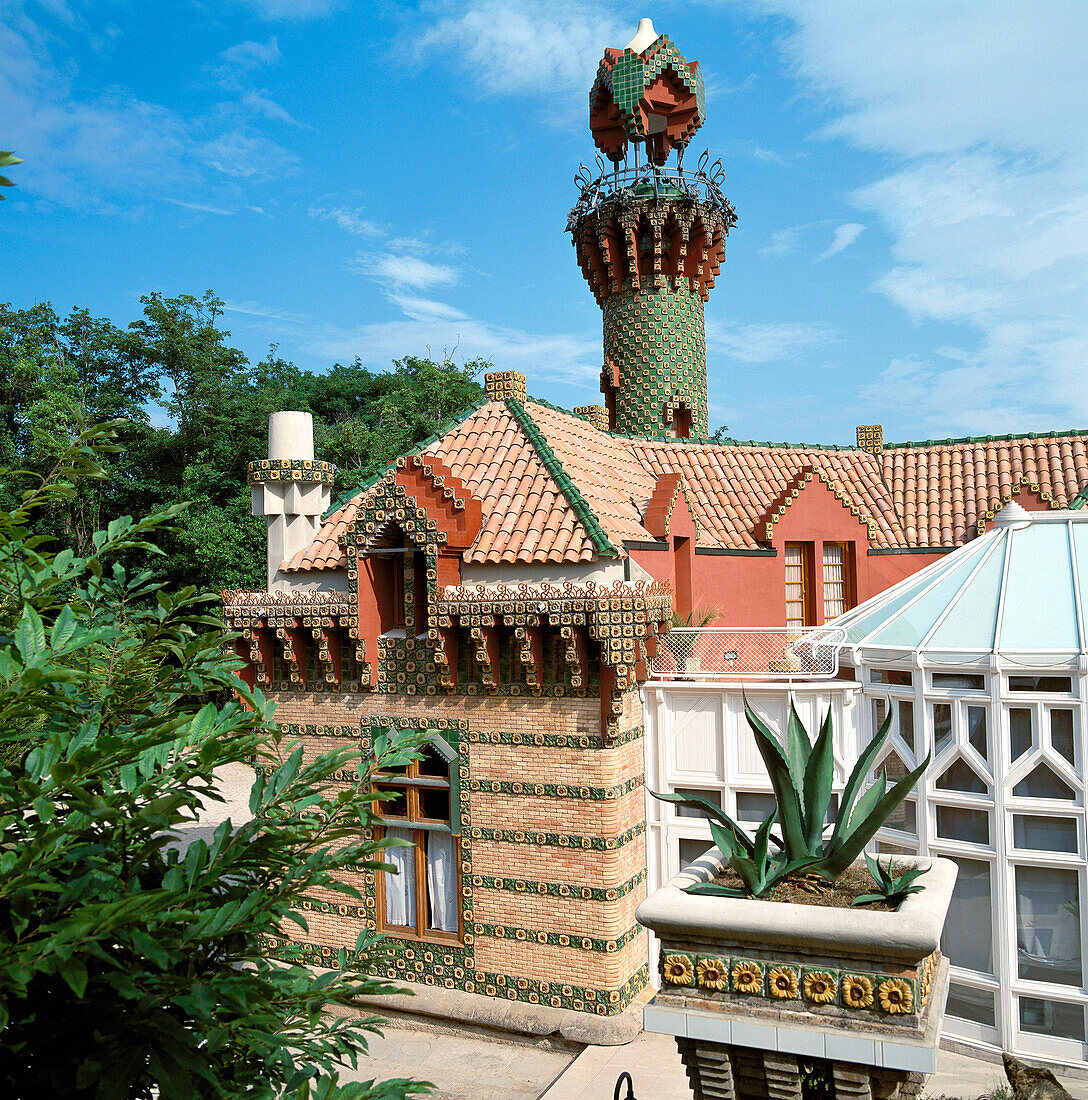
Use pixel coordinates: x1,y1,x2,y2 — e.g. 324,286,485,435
568,19,735,442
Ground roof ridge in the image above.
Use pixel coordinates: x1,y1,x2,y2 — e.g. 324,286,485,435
506,396,621,559
321,396,492,518
884,428,1088,449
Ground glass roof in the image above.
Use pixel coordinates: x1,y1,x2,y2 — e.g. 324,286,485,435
831,511,1088,657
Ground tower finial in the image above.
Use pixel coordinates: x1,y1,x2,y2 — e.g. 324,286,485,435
589,21,706,166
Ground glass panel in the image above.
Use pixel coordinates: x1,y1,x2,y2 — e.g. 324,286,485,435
932,672,986,691
936,757,988,795
928,536,1007,651
872,697,888,741
673,788,723,819
947,983,996,1028
876,841,916,856
1010,708,1033,761
1020,997,1086,1042
1015,866,1082,987
936,805,990,845
736,792,777,821
1001,523,1078,651
1051,709,1076,765
378,785,409,818
417,743,450,778
1013,761,1076,800
878,750,908,782
884,798,917,834
785,544,807,631
425,831,457,933
840,564,951,645
419,786,450,822
383,827,417,929
1009,675,1074,694
870,545,993,648
679,838,714,868
898,700,916,753
1013,815,1078,853
943,857,993,974
967,706,988,762
871,668,912,686
934,703,953,756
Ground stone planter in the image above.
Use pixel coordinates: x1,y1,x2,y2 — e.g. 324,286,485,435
635,849,958,1100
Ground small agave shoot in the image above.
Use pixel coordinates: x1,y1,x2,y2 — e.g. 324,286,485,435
653,699,930,899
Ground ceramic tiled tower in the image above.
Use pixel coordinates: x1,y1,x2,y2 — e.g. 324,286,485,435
569,18,736,442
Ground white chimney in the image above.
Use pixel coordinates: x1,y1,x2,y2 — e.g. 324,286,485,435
249,411,334,591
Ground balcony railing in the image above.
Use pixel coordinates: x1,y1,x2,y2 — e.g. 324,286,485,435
648,627,845,681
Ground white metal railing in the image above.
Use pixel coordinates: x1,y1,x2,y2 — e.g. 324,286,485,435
648,627,845,680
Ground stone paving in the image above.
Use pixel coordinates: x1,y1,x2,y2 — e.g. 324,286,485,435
335,1020,577,1100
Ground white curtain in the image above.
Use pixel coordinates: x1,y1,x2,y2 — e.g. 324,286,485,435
426,830,457,933
384,827,416,928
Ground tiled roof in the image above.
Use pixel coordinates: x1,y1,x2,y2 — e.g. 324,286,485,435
879,434,1088,545
285,400,1088,573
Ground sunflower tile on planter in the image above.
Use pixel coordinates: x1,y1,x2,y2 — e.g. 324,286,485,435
840,971,877,1010
694,955,728,992
661,952,695,987
766,963,800,1001
800,967,839,1006
729,958,764,996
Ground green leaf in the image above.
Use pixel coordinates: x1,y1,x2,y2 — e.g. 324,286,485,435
802,707,835,850
650,789,755,857
57,956,89,997
785,700,811,789
819,754,931,878
743,696,808,860
685,881,747,898
829,707,894,852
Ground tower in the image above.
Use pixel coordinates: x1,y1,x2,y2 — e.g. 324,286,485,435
568,18,735,441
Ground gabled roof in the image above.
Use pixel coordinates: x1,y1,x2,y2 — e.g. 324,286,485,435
284,397,1088,574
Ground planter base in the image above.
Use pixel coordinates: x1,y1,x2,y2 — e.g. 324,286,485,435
676,1039,925,1100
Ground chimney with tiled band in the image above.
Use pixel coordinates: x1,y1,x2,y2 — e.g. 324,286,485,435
484,370,526,402
574,404,610,431
856,423,884,455
248,411,335,591
568,19,736,442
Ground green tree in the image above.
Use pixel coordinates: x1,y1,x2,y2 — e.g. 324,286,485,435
0,421,431,1099
0,151,22,199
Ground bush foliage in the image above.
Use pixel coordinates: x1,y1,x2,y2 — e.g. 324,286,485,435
0,422,431,1098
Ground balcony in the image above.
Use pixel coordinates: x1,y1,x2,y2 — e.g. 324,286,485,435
647,627,845,681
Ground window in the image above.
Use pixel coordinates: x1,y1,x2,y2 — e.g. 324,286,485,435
871,668,913,686
1009,675,1073,694
931,672,986,691
822,543,851,621
673,788,723,818
784,543,812,630
375,739,460,941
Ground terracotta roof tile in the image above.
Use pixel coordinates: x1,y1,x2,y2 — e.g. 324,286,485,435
285,402,1088,575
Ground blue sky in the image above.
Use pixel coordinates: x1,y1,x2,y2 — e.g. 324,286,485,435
2,1,1087,445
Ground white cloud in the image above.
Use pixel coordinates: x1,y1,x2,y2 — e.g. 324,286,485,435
309,205,385,237
162,198,235,215
755,1,1088,425
413,0,627,106
706,320,836,363
219,37,281,72
305,315,601,389
240,90,298,125
362,253,457,291
817,222,864,261
0,9,297,210
386,295,469,322
759,224,805,257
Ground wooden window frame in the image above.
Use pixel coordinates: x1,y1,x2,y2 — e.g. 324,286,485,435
373,741,462,945
821,541,853,622
785,542,814,629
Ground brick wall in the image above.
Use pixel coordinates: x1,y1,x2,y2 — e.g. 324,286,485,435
264,686,650,1016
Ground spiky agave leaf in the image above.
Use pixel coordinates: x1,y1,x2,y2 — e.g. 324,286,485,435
743,696,810,860
650,789,755,857
802,707,835,851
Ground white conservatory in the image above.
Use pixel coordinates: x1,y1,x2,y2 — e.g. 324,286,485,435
833,503,1088,1065
642,503,1088,1066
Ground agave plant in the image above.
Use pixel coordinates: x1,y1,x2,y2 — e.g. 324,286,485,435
851,852,929,907
652,700,930,898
